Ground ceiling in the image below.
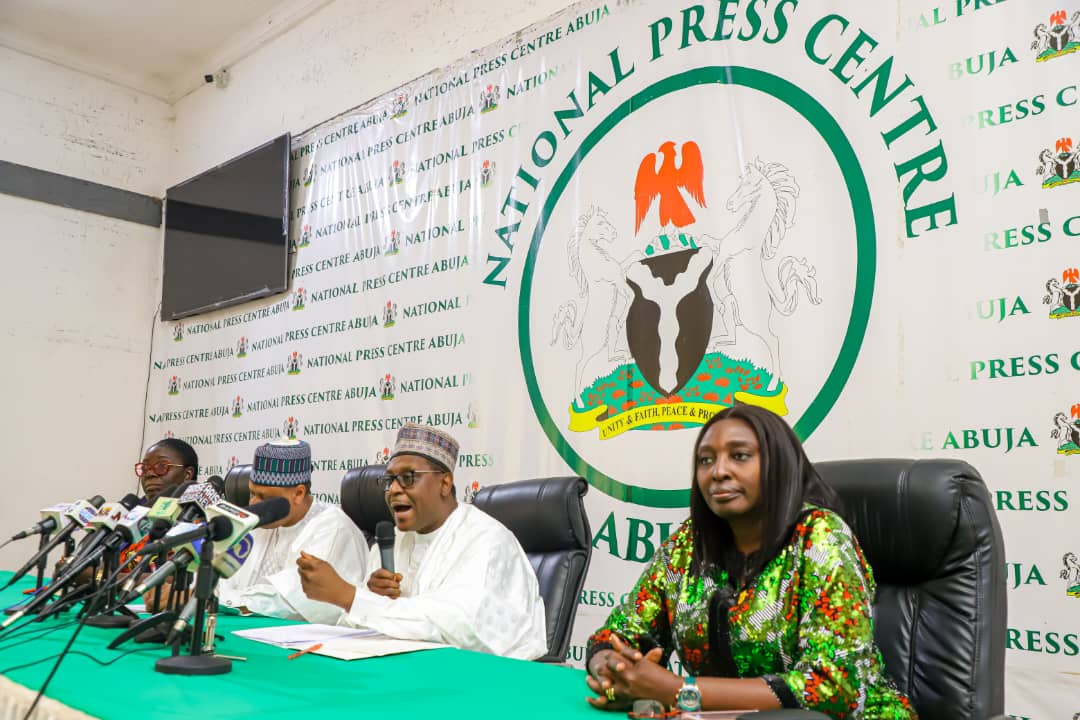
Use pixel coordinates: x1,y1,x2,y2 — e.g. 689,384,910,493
0,0,334,103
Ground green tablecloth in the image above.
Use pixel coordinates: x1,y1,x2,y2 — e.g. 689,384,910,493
0,572,598,720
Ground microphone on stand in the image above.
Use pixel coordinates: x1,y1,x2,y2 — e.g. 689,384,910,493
119,481,200,585
3,497,105,589
122,497,288,603
166,532,255,646
65,494,141,568
9,503,71,542
173,478,225,525
1,499,145,629
34,506,153,623
156,500,286,676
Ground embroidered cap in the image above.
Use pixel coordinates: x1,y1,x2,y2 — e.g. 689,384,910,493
252,438,312,486
390,423,458,473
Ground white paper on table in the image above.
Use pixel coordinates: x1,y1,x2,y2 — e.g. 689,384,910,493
232,623,380,648
310,635,449,660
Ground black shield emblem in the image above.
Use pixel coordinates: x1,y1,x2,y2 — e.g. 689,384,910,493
625,248,713,396
1054,153,1078,181
1050,25,1071,52
1064,284,1080,312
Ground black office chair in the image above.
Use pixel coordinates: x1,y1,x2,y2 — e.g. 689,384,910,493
472,476,591,663
340,464,391,545
803,458,1007,720
223,463,252,506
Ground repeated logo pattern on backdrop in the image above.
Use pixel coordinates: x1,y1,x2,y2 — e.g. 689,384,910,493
144,1,1080,714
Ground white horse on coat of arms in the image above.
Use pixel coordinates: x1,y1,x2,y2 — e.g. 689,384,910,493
700,158,821,392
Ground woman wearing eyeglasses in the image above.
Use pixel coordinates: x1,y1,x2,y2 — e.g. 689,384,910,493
136,438,199,502
585,405,917,719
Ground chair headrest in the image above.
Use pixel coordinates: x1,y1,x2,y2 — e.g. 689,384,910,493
472,476,589,553
223,464,252,507
340,464,392,535
814,458,990,584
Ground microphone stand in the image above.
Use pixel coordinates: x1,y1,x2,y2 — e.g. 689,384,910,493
155,538,230,675
110,560,189,649
2,530,54,616
33,582,96,623
84,544,138,628
33,529,52,592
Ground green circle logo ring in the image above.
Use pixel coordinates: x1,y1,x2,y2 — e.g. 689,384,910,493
519,66,876,508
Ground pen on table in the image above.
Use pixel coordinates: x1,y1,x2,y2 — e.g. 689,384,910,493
287,643,323,660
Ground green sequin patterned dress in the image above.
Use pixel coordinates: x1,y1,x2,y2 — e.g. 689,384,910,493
587,507,917,719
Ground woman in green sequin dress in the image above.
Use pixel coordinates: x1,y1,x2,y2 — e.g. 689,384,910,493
585,405,917,719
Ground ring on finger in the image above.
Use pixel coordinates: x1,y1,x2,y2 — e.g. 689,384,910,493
605,687,616,702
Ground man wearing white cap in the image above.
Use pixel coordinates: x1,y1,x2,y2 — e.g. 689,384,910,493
297,423,548,660
217,439,368,624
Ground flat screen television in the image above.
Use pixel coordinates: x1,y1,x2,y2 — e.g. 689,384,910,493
161,134,290,320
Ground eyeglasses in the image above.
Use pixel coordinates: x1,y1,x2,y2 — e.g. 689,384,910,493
379,470,445,492
135,461,184,478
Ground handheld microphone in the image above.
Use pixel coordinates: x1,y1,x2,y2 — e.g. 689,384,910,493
3,497,105,589
376,521,395,573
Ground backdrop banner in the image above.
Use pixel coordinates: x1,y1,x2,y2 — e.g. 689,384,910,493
145,1,1080,714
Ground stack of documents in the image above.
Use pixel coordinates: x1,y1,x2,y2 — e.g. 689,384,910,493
232,623,449,660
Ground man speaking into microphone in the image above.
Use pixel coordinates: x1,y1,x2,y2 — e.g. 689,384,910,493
216,439,367,624
296,424,547,660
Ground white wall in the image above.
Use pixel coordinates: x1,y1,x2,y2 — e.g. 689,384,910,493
0,47,172,570
169,0,582,184
0,0,584,570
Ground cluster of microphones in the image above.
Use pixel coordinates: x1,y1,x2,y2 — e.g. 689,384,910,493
0,478,289,676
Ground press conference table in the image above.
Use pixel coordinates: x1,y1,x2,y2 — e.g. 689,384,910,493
0,573,597,720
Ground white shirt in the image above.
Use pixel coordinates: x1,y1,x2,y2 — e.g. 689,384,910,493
341,503,548,660
217,500,368,624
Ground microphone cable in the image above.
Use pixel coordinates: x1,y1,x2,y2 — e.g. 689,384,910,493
0,535,140,642
1,645,159,677
20,584,107,720
0,617,80,653
15,540,148,720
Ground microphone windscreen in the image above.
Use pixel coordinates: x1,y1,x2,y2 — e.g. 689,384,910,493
207,515,233,541
89,495,107,508
247,497,290,528
203,476,225,495
375,521,395,549
168,481,195,498
148,518,172,540
118,493,140,510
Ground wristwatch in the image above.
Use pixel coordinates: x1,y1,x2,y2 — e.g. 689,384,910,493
676,676,702,712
